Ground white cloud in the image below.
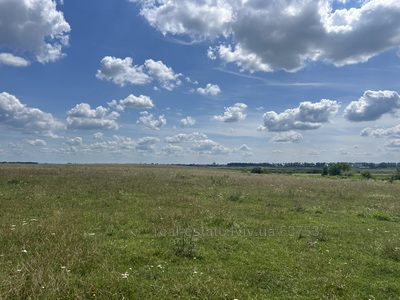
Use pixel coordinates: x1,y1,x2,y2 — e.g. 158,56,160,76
191,139,232,155
135,136,159,152
91,135,136,152
66,103,119,130
164,132,208,143
65,137,83,146
96,56,182,90
52,135,162,155
0,53,30,67
162,144,185,155
134,0,400,72
25,139,47,146
385,139,400,148
360,124,400,138
0,92,62,134
144,59,182,91
234,144,253,156
93,132,104,140
208,44,273,73
0,0,70,64
180,116,196,127
262,99,340,132
109,94,155,111
272,131,304,143
136,111,166,130
344,90,400,122
197,83,221,96
213,103,247,123
96,56,150,87
134,0,234,39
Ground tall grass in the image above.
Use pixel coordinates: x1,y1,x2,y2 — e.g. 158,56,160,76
0,164,399,299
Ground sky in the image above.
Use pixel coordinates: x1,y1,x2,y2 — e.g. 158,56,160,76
1,0,400,164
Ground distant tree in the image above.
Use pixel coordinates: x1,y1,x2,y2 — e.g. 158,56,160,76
328,162,352,176
321,165,329,176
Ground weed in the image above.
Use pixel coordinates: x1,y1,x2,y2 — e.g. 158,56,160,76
173,226,198,258
382,240,400,262
227,191,243,202
372,210,391,221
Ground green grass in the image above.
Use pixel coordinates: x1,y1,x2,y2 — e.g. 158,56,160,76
1,164,400,299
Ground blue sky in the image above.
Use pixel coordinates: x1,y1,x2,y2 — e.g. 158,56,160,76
1,0,400,164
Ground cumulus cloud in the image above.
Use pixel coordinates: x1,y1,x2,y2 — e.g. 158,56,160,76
234,144,253,156
96,56,150,86
191,139,232,155
208,44,273,72
0,0,70,64
136,111,166,130
25,139,47,146
261,99,340,132
360,124,400,137
0,53,30,67
133,0,400,72
132,0,234,39
197,83,221,96
135,136,159,152
162,144,185,155
344,90,400,122
164,132,208,143
108,94,154,111
66,103,119,130
144,59,182,90
385,139,400,148
93,132,104,140
90,135,136,152
272,131,304,143
0,92,62,134
180,116,196,127
96,56,181,90
65,137,83,146
213,103,247,123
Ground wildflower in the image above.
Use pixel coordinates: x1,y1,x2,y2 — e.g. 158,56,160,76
21,249,27,253
121,272,129,279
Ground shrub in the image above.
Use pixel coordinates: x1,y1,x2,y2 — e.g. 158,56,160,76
328,162,352,176
389,167,400,182
250,167,268,174
360,170,373,179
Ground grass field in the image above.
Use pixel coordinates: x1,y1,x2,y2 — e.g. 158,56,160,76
1,164,400,299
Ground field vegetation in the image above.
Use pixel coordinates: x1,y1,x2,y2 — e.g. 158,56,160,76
0,164,399,299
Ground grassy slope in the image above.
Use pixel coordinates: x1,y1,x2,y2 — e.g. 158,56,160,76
0,164,399,299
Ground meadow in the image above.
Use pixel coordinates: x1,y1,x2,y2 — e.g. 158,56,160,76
0,164,399,299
